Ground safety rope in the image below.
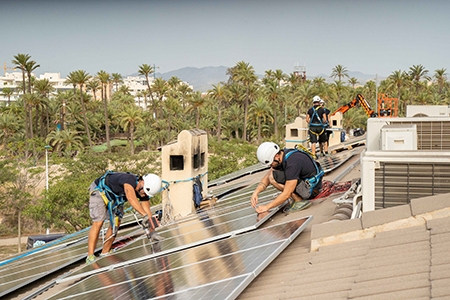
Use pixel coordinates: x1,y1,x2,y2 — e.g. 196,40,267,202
312,180,353,200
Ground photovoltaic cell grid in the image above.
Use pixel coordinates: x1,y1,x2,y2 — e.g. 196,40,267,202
208,164,269,187
0,226,139,298
59,204,279,282
2,149,356,299
49,216,313,300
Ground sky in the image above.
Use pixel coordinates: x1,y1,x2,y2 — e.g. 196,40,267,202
2,0,450,79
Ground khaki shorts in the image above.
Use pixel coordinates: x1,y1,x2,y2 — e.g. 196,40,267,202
89,182,107,222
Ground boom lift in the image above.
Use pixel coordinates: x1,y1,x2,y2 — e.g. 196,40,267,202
331,94,377,118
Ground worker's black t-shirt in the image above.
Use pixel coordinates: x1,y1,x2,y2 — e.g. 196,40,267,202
279,149,317,181
95,172,149,201
307,106,325,124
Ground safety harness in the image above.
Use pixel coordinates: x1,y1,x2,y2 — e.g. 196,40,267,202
283,148,324,196
94,170,137,236
309,106,325,136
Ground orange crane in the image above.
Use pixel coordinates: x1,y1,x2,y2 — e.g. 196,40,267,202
331,94,377,118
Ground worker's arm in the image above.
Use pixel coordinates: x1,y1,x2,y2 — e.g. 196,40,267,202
306,113,310,123
250,171,271,208
124,183,147,216
255,179,297,213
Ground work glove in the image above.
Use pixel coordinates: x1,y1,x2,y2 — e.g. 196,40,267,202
142,215,150,230
142,215,159,230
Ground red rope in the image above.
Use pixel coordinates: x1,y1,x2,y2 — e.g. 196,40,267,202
312,180,352,200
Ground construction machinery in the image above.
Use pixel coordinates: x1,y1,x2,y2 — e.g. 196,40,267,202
331,93,378,118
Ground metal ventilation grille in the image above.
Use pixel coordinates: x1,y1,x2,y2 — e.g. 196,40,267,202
374,162,450,209
398,120,450,150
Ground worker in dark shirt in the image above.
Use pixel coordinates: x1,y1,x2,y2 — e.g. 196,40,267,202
306,96,328,158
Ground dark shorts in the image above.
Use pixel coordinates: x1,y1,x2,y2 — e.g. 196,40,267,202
273,170,322,200
309,126,327,143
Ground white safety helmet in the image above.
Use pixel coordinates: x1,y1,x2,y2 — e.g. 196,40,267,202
142,173,162,196
256,142,280,166
313,95,321,103
319,98,325,104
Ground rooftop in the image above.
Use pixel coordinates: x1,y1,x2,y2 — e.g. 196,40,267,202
2,140,450,299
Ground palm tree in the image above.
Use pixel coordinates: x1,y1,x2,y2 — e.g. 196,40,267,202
248,96,273,143
408,64,430,96
0,113,20,148
119,106,143,155
12,53,30,96
208,83,229,141
348,77,359,89
188,91,206,128
331,64,349,83
97,70,111,150
111,73,123,92
1,87,15,106
86,79,101,101
264,79,281,138
433,68,447,95
46,129,84,157
68,70,93,147
387,70,408,115
227,61,258,141
138,64,156,116
12,53,31,140
34,78,54,136
25,60,40,94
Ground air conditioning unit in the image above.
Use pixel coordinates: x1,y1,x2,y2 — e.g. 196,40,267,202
380,124,417,150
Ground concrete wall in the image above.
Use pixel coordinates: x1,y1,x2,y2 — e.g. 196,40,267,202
161,129,208,218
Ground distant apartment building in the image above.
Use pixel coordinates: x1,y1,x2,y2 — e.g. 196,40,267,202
1,71,192,107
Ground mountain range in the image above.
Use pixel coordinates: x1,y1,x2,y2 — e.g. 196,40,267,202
139,67,385,92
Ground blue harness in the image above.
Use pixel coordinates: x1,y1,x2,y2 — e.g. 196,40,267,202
95,171,138,235
283,149,324,194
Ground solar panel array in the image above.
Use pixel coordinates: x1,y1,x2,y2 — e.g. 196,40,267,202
1,150,356,299
49,216,312,300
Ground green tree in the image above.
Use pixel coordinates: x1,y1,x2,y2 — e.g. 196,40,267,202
248,96,273,143
331,64,349,83
208,83,229,141
97,70,111,150
1,87,15,106
46,129,84,156
119,106,143,155
138,64,156,116
111,73,123,92
348,77,359,89
227,61,258,141
67,70,93,147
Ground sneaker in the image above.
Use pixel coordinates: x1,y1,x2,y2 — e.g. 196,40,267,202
85,254,96,264
99,250,113,257
280,197,294,213
288,200,312,212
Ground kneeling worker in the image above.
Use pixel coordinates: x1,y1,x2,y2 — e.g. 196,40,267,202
86,171,162,264
250,142,324,214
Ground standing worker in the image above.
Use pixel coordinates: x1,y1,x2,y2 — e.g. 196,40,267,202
250,142,324,214
319,98,331,157
86,171,163,264
306,96,328,158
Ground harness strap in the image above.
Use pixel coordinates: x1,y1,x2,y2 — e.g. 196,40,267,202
284,149,324,191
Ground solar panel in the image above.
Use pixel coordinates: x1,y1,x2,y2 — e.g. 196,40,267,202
208,164,269,187
0,226,139,298
319,149,356,172
58,204,279,282
49,216,313,300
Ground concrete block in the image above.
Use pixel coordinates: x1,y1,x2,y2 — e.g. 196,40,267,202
362,204,412,228
411,193,450,216
311,218,362,239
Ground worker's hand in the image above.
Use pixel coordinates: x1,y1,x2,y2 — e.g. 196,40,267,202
250,193,259,208
255,204,270,214
141,215,150,229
